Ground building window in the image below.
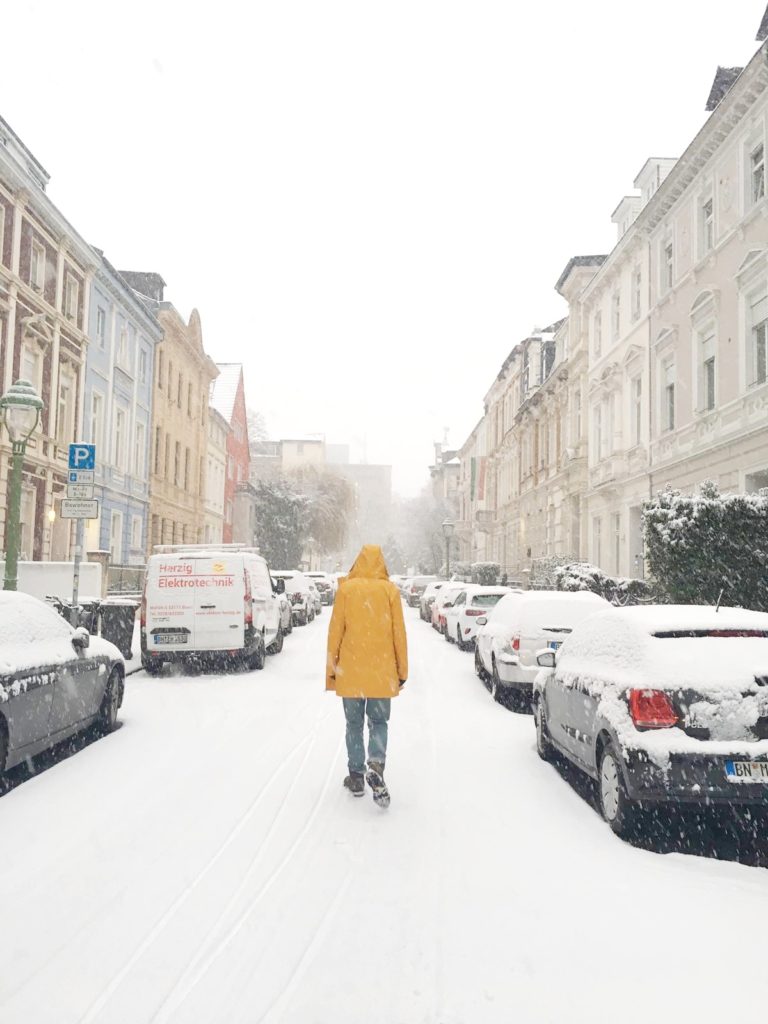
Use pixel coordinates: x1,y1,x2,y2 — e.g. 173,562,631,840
21,344,43,396
64,274,79,320
177,373,183,408
175,441,181,486
0,206,5,264
96,307,107,349
154,426,162,475
698,330,716,412
187,381,193,417
110,511,123,565
164,433,171,479
592,403,603,461
631,267,642,322
593,310,602,357
631,376,642,446
30,241,45,291
114,408,127,471
157,349,164,389
168,361,173,398
90,391,104,450
20,485,37,561
663,242,674,291
592,516,602,568
612,292,620,340
612,512,621,575
56,368,75,445
751,142,765,206
184,447,190,489
134,422,146,478
117,325,128,369
139,348,148,386
700,197,714,256
662,359,676,431
748,292,768,387
131,515,143,551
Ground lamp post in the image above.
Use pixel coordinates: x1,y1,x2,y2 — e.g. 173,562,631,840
1,380,44,591
442,518,455,579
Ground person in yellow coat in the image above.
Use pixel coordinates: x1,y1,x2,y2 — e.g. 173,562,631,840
326,544,408,808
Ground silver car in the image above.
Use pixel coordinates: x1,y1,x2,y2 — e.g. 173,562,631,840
0,591,124,775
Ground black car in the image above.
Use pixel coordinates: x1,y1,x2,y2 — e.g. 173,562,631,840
533,605,768,836
0,592,124,775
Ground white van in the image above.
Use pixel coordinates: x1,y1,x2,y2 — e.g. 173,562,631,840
140,546,284,674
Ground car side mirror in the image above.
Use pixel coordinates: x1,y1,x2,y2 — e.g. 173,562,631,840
476,616,488,626
273,578,285,594
72,627,90,651
536,650,556,668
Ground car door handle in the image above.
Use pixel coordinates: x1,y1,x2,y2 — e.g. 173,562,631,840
200,604,216,609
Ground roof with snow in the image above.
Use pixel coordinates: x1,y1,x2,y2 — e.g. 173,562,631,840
209,363,243,424
705,66,743,111
758,4,768,40
555,255,607,294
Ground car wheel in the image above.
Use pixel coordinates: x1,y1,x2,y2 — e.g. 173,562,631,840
457,626,468,652
491,659,504,704
534,697,554,762
598,741,641,837
97,668,122,734
285,616,293,635
475,647,490,688
267,626,284,655
444,624,453,643
248,635,266,671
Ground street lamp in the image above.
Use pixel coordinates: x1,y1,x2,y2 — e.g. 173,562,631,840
442,518,455,579
1,379,43,591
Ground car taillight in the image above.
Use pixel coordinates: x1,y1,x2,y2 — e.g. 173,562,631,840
629,689,678,729
465,609,485,617
511,634,520,652
244,571,253,626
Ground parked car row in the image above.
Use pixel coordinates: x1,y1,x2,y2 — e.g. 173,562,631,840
406,585,768,838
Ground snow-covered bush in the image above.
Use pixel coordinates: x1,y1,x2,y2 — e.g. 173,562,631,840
554,562,655,605
470,561,500,585
643,481,768,610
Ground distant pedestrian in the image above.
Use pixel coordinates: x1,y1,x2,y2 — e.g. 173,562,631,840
326,544,408,808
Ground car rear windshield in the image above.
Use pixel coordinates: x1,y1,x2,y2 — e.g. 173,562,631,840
471,594,504,607
652,629,768,638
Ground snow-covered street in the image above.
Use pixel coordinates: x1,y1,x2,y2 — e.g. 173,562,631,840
2,605,768,1024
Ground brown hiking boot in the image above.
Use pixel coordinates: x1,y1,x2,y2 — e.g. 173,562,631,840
365,761,390,809
343,772,365,797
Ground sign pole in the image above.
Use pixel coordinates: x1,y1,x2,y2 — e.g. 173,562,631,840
71,517,84,625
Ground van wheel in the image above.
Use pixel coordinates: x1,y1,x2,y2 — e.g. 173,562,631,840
96,669,122,734
141,655,163,676
267,626,284,655
248,636,266,671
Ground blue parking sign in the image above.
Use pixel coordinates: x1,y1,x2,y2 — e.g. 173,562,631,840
68,443,96,471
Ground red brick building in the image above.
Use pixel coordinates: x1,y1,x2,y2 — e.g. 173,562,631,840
209,364,251,543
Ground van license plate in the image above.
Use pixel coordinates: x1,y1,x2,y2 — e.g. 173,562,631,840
725,760,768,783
154,633,187,645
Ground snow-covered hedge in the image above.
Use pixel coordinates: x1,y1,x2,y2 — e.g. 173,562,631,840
643,481,768,610
554,562,654,605
471,562,500,585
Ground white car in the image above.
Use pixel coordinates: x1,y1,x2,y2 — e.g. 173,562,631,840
141,546,283,673
272,571,315,626
474,590,610,710
420,581,446,621
444,586,513,650
305,571,335,605
533,605,768,835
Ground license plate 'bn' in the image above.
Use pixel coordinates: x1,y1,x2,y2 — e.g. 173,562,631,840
725,760,768,783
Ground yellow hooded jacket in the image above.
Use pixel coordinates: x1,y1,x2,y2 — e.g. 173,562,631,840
326,545,408,698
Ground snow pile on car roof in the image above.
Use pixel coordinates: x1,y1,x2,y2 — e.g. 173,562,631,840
0,592,78,676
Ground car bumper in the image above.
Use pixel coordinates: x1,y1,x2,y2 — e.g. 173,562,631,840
495,659,538,690
622,749,768,805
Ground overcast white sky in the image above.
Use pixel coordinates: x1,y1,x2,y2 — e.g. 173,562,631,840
2,1,765,494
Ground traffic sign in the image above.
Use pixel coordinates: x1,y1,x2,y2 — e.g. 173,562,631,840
68,443,96,471
68,470,94,483
67,483,94,500
61,498,99,519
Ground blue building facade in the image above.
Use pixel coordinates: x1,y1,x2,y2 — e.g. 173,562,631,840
83,255,162,566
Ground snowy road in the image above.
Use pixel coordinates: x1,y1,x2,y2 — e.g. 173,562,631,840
2,605,768,1024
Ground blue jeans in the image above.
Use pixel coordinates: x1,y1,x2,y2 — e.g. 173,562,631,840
343,698,391,774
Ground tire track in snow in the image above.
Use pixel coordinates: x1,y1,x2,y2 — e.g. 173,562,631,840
152,733,344,1023
77,710,333,1024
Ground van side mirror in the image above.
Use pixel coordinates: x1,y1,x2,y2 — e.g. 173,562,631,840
536,650,556,668
273,578,285,594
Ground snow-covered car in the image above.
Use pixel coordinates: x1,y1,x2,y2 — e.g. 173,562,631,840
533,605,768,836
307,580,323,616
305,571,335,605
444,586,513,650
404,575,438,607
272,571,315,625
474,590,610,709
430,581,468,633
419,580,446,621
0,592,124,775
277,592,293,637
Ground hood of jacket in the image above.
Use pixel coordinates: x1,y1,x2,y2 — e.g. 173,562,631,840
346,545,389,581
